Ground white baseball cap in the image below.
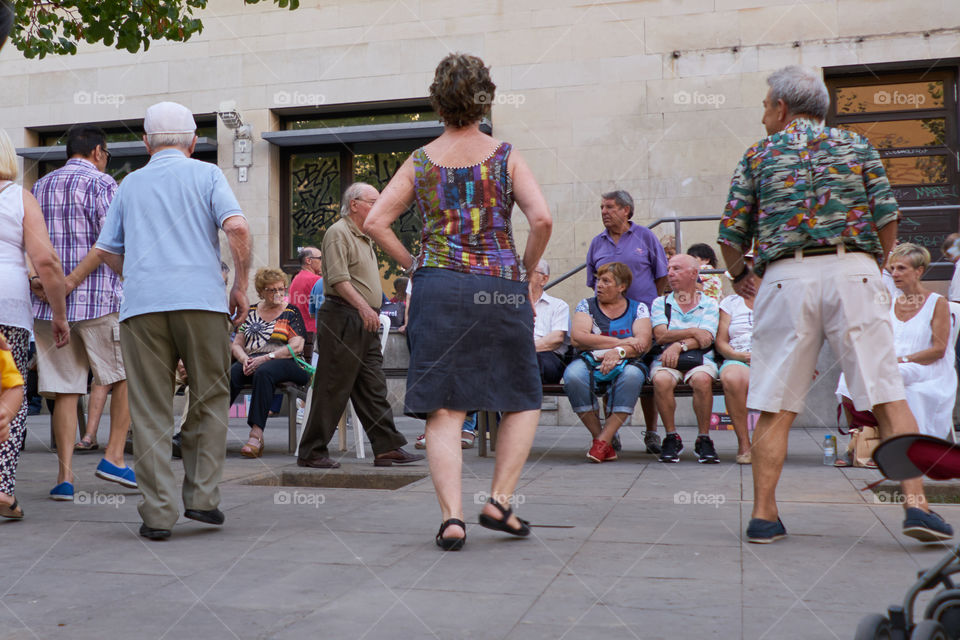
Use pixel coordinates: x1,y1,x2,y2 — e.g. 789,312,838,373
144,101,197,135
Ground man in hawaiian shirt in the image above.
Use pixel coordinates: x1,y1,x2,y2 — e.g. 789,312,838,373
718,65,952,544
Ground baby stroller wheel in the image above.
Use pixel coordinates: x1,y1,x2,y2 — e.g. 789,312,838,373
924,588,960,639
912,620,949,640
855,613,893,640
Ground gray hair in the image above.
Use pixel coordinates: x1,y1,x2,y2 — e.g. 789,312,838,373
536,259,550,276
340,182,374,218
297,247,320,266
766,66,830,120
146,132,195,150
601,190,634,219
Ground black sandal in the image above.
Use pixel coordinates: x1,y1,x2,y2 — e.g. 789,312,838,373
478,497,530,537
435,518,466,551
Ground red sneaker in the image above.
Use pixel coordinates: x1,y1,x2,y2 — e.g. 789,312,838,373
587,438,617,463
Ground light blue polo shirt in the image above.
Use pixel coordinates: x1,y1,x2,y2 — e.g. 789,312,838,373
95,149,243,321
650,291,720,366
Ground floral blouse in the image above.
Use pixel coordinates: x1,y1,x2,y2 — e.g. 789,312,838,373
238,304,305,356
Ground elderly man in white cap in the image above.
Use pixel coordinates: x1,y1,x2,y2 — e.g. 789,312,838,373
95,101,252,540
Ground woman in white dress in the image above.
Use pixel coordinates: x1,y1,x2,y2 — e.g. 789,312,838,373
888,243,956,440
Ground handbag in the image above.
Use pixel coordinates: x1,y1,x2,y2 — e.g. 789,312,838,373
644,300,712,372
286,345,316,377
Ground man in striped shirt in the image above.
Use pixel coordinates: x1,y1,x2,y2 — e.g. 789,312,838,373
31,125,135,502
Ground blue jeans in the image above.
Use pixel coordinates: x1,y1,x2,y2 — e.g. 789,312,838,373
462,412,477,435
563,359,646,414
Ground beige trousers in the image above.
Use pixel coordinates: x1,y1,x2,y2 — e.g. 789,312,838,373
119,311,231,529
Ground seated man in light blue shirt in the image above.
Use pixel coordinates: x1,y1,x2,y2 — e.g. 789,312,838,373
649,254,721,464
95,101,252,541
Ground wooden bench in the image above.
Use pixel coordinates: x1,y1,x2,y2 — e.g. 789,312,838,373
477,380,725,456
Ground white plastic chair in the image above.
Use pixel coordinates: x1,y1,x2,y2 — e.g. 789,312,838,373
948,302,960,443
295,314,392,459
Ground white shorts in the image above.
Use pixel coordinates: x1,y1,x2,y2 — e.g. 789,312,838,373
35,313,126,396
651,361,718,384
748,251,904,413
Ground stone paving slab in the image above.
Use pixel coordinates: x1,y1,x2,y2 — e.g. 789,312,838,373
5,414,960,639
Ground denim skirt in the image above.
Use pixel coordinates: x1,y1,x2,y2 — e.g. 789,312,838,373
404,267,542,418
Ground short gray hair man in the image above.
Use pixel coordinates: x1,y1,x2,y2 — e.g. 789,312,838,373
341,182,375,218
766,65,829,121
601,190,634,219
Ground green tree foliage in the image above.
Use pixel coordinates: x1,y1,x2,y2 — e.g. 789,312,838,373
5,0,298,59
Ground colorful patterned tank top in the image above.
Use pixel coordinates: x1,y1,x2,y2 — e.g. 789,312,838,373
412,141,524,281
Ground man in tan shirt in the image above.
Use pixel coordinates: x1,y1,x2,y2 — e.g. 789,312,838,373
297,182,423,468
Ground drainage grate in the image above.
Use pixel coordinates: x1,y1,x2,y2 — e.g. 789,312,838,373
241,468,428,491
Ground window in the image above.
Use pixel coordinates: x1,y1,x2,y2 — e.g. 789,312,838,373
270,103,443,275
21,118,218,183
826,66,960,277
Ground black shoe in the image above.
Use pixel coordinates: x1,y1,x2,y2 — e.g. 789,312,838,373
746,517,787,544
171,431,182,459
184,508,225,525
139,523,172,540
695,435,719,464
658,433,683,463
644,431,662,455
611,434,622,452
903,507,954,542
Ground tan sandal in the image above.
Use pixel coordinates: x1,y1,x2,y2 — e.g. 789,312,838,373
0,497,23,519
240,436,264,458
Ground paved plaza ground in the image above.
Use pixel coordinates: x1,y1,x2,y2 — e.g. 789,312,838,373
3,414,960,639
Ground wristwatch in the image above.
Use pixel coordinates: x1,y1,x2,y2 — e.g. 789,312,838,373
680,341,689,352
616,346,627,359
268,352,276,359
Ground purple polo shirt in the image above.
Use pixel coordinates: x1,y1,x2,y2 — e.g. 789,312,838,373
586,222,668,309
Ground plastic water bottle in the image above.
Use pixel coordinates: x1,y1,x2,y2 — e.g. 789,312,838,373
823,435,836,466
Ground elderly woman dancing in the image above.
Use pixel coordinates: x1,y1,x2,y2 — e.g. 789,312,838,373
365,53,552,550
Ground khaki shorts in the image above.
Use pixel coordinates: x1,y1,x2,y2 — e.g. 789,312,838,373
651,361,718,384
748,250,904,413
35,312,126,396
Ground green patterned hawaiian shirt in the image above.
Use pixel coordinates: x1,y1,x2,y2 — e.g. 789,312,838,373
717,118,899,276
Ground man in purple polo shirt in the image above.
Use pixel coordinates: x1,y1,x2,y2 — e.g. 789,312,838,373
31,125,135,501
586,190,668,454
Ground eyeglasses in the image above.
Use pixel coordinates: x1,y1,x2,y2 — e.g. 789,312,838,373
534,271,549,277
356,198,378,205
263,287,286,294
306,255,321,261
102,147,112,163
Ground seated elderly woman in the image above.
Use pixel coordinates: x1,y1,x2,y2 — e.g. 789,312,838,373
715,253,757,465
230,268,310,458
887,243,956,439
563,262,652,463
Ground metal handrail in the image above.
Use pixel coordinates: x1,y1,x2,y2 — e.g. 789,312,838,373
543,204,960,290
544,215,722,290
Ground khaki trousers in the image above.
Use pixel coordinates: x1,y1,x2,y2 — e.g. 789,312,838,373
120,311,231,529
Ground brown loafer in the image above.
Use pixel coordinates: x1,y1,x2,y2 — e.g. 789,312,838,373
297,456,341,469
374,448,425,466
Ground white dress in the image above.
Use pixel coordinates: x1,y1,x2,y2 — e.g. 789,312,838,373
0,184,32,332
892,293,956,439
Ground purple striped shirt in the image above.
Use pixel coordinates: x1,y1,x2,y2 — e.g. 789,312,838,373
32,159,122,322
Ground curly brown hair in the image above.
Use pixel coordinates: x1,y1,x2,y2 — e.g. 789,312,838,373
254,267,288,296
429,53,496,128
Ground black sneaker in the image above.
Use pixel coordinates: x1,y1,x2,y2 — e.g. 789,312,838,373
903,507,954,542
695,435,719,464
658,433,683,463
644,431,661,455
746,517,787,544
611,434,622,452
